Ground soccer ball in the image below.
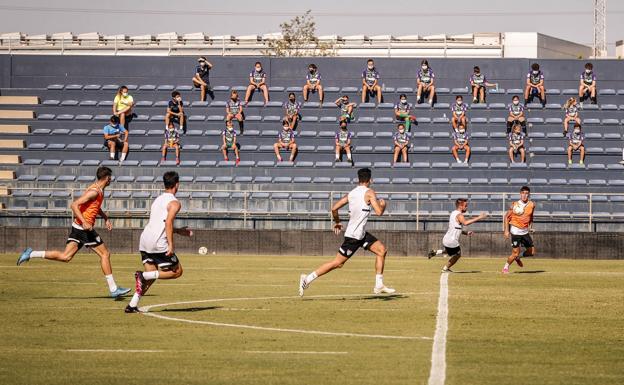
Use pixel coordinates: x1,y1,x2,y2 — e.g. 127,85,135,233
198,246,208,255
512,203,525,215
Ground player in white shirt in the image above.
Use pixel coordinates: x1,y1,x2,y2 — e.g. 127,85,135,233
299,168,395,296
125,171,193,313
428,199,487,272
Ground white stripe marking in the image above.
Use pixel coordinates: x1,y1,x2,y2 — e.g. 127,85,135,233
66,349,165,353
245,350,347,355
140,293,432,341
428,273,449,385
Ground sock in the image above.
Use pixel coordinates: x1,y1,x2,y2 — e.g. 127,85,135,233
436,249,444,256
31,250,45,258
347,154,352,161
304,271,318,285
129,293,141,308
375,274,384,288
404,117,411,131
109,152,115,159
105,274,118,292
143,271,159,280
120,153,127,161
442,266,449,271
335,156,340,161
504,262,510,270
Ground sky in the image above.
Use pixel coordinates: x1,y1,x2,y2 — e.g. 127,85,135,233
1,0,623,54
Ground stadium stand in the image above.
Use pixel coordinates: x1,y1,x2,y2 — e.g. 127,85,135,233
0,55,623,229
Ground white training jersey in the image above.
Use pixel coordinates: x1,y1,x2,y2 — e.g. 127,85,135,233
344,186,372,240
139,192,178,253
442,210,463,248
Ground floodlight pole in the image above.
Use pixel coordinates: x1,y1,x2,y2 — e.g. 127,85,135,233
593,0,607,57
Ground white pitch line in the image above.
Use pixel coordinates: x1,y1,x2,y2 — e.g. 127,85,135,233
428,273,449,385
140,293,432,341
245,350,348,355
66,349,165,353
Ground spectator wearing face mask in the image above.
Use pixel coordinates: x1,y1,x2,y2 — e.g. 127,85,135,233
283,92,302,130
567,123,585,165
451,95,468,131
579,62,597,105
507,95,527,135
335,95,356,123
361,59,382,104
226,90,244,134
508,124,526,164
192,56,214,102
221,120,240,165
335,120,353,166
303,64,324,103
103,115,129,163
562,97,581,137
451,124,471,164
392,123,410,164
274,119,297,162
165,91,187,134
524,63,546,107
416,59,436,105
245,61,269,104
394,94,416,132
161,121,181,165
470,66,496,104
112,85,134,128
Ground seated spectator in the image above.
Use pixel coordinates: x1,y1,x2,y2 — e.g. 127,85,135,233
165,91,187,134
416,59,436,105
524,62,546,107
451,124,471,164
112,85,134,127
303,64,324,103
274,119,297,162
508,124,526,163
226,90,244,133
507,95,527,135
192,56,214,102
470,66,496,103
579,62,597,104
335,95,356,123
221,120,240,165
161,121,180,165
245,61,269,103
283,92,302,130
361,59,382,104
392,123,411,164
567,123,585,165
335,120,353,165
394,94,416,132
103,115,128,163
563,97,581,137
451,95,468,130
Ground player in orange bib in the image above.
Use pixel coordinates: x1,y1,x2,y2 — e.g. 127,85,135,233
502,185,536,274
17,167,130,298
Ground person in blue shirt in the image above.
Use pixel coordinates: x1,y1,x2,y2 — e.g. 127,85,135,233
102,115,128,163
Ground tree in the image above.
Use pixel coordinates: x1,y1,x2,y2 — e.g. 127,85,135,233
263,10,336,57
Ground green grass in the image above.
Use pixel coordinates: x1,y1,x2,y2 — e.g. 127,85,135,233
0,253,623,385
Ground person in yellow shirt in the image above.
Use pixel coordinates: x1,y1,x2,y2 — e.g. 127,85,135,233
503,186,536,274
113,85,134,127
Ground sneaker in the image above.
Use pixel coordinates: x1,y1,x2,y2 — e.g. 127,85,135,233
373,286,396,294
579,160,584,165
515,257,524,267
619,160,624,165
441,267,453,273
124,305,140,313
110,287,131,299
160,157,166,163
235,158,240,166
427,249,437,259
16,247,33,266
568,159,572,165
134,271,147,296
299,274,308,297
502,267,510,274
175,158,180,165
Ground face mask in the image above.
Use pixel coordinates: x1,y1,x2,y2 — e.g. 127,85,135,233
456,100,462,105
399,129,405,134
342,99,348,104
122,92,128,97
200,62,206,67
459,130,465,134
175,97,182,102
368,65,374,70
227,126,233,131
574,130,580,134
532,70,539,74
400,99,407,104
513,100,519,105
255,67,261,72
283,126,289,130
585,69,591,73
422,66,428,70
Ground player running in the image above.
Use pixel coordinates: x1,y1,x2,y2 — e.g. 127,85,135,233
125,171,193,313
502,186,536,274
299,168,395,296
428,199,487,272
16,167,130,298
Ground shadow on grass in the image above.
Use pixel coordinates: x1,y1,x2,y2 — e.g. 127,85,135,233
161,306,223,313
304,294,409,302
34,294,156,301
452,270,482,274
514,270,546,274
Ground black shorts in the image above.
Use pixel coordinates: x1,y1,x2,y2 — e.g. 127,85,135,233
140,251,180,270
511,234,534,249
338,232,378,258
67,226,104,250
104,138,124,149
444,246,461,257
194,80,212,90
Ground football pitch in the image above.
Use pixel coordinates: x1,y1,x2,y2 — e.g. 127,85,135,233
1,253,623,385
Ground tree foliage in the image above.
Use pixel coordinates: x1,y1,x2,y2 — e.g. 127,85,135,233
263,10,336,57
